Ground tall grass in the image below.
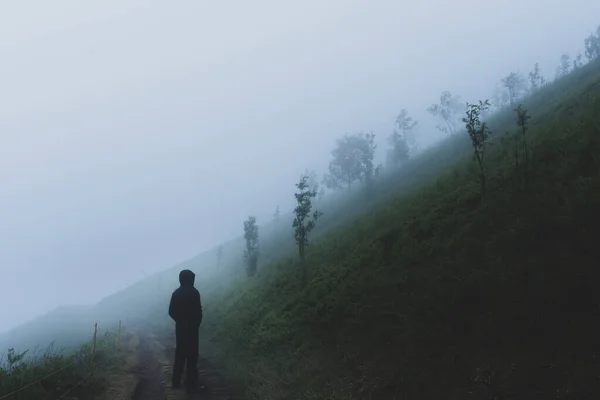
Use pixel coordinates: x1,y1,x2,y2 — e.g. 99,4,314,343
0,323,123,400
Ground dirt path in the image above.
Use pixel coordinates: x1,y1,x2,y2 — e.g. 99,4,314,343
117,329,242,400
160,331,243,400
129,333,167,400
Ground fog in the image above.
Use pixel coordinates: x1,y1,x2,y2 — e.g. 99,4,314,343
1,0,598,333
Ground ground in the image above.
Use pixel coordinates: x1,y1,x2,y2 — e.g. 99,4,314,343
106,329,241,400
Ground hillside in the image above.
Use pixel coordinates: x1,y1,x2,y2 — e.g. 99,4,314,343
4,31,600,400
0,306,94,353
139,59,600,398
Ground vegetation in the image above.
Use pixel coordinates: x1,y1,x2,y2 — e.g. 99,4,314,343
426,90,463,134
0,325,122,400
323,132,377,191
528,62,547,92
463,99,492,200
574,52,584,69
387,109,418,168
501,71,527,106
584,25,600,61
556,52,572,78
243,216,260,277
304,169,320,193
167,29,600,399
514,104,532,180
292,175,323,285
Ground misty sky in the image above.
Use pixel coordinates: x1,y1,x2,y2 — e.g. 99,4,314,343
1,0,598,332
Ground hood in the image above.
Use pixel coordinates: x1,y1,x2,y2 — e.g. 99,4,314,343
179,269,195,287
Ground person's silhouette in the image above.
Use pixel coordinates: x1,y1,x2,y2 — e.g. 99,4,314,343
168,269,203,391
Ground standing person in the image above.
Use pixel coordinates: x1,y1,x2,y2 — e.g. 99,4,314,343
168,269,203,392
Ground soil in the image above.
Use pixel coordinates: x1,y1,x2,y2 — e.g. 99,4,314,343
128,331,241,400
129,334,167,400
162,332,242,400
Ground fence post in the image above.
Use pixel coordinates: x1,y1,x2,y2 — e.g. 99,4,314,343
91,322,97,378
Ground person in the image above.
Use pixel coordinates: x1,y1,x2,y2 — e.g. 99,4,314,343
168,269,203,391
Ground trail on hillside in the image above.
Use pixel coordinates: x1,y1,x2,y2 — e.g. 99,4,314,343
160,331,243,400
129,334,167,400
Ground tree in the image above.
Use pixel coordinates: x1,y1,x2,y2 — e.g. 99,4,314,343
292,175,323,284
573,52,584,69
463,99,492,201
216,245,223,267
427,91,463,135
514,104,532,182
388,109,418,168
323,132,377,191
243,216,259,277
305,169,320,193
395,109,419,153
492,82,511,109
556,53,571,78
358,132,377,190
584,25,600,61
387,131,409,168
528,63,546,92
501,72,527,105
387,133,409,168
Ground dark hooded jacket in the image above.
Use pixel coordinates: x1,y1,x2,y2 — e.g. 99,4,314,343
168,269,203,328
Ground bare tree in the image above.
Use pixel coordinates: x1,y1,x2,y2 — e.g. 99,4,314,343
427,91,463,135
501,72,526,106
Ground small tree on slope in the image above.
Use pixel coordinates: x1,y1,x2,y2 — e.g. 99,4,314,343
528,63,547,92
515,104,532,184
293,175,323,284
556,53,571,78
427,90,463,135
584,25,600,61
501,72,527,106
388,109,418,168
323,132,377,191
463,99,492,202
243,216,259,277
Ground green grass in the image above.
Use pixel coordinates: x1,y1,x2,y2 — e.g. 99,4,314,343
142,58,600,399
0,324,123,400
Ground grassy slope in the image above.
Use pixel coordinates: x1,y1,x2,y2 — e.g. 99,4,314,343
159,60,600,400
4,47,598,400
0,326,122,399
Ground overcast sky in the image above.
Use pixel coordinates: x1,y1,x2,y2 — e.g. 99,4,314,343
1,0,598,332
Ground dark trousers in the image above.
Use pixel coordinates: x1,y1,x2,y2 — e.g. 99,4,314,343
172,324,199,388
